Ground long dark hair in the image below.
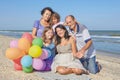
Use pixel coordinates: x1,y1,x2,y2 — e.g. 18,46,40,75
55,24,70,45
41,7,54,15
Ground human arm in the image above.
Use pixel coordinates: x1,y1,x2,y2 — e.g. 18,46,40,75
70,37,77,57
32,20,39,38
32,28,37,38
76,40,92,58
76,28,92,58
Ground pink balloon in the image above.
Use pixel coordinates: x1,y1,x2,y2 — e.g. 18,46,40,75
22,32,33,43
39,49,48,60
32,58,46,71
41,61,46,70
10,40,18,48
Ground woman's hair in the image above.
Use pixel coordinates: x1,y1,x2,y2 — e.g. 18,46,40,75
41,7,54,15
42,27,54,43
55,24,70,45
50,12,60,26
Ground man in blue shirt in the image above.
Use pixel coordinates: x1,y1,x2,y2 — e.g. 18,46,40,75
65,15,100,74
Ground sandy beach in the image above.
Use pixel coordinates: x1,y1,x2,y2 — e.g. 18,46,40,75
0,35,120,80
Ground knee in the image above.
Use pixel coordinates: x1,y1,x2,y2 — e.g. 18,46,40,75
72,68,83,75
89,68,97,74
57,68,66,75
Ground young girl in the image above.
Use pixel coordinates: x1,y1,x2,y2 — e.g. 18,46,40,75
41,27,56,71
51,24,88,75
50,12,66,32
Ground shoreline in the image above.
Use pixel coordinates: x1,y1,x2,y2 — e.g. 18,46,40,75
0,35,120,80
96,50,120,58
1,34,120,58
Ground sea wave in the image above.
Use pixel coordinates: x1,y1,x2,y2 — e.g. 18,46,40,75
0,30,32,34
91,35,120,39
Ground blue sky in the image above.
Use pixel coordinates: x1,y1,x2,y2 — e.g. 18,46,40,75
0,0,120,30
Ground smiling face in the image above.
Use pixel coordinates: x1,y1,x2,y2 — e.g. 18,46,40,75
56,27,65,38
42,10,52,21
52,17,59,25
65,16,76,30
45,29,54,39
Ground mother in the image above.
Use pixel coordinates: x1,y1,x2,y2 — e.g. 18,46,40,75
32,7,54,38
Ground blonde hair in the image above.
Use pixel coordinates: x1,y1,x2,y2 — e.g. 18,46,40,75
42,27,54,43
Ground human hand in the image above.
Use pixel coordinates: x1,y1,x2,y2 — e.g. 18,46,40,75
76,52,83,59
69,35,76,41
76,49,85,59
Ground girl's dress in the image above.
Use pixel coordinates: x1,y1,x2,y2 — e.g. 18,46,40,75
42,42,56,71
51,43,86,72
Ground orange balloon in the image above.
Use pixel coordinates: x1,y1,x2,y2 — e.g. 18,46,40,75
6,48,24,60
18,38,31,54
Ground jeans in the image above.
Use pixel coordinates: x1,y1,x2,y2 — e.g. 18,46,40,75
80,56,99,74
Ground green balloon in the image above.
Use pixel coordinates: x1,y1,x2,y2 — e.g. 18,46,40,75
32,38,43,47
22,65,33,73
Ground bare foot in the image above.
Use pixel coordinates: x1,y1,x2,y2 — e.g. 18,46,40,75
96,61,102,73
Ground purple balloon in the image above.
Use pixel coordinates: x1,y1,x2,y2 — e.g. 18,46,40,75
10,40,18,48
44,60,53,71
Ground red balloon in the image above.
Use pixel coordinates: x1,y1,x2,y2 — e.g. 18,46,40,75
22,32,33,44
13,57,22,65
14,62,22,70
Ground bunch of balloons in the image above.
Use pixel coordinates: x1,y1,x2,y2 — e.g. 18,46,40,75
6,32,53,73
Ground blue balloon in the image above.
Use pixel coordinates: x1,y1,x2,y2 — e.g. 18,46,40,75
21,55,32,67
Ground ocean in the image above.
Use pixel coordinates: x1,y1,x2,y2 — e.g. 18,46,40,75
0,30,120,55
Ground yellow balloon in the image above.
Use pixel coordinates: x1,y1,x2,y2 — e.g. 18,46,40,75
29,45,42,58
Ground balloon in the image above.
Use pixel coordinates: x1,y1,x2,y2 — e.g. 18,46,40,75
32,58,46,70
45,55,54,61
32,38,43,47
39,49,48,60
14,62,22,70
46,49,52,58
18,38,31,54
6,48,25,60
44,60,53,71
22,32,33,43
22,66,33,73
10,40,18,48
13,57,22,65
21,55,32,67
29,45,42,58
